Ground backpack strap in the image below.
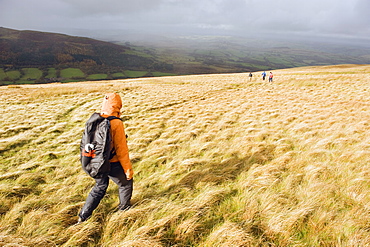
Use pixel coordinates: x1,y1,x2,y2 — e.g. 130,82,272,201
106,116,121,121
106,116,123,159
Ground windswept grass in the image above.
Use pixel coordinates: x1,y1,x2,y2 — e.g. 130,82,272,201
0,64,369,246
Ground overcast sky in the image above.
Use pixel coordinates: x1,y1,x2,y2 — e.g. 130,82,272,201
1,0,370,40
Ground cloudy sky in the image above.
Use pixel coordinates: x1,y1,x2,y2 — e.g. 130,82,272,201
1,0,369,40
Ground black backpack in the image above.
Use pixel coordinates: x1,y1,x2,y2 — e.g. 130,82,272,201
80,113,121,178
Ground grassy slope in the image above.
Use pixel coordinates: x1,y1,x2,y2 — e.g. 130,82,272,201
0,64,369,246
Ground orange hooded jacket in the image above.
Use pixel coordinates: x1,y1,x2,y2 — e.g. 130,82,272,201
100,93,133,180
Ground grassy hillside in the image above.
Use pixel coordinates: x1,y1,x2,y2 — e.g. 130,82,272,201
0,27,172,85
0,65,369,246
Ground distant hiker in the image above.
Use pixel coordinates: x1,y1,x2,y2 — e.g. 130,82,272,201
78,93,133,223
249,72,253,81
262,71,266,80
269,72,273,82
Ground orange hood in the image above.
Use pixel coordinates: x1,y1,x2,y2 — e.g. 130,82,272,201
101,93,122,117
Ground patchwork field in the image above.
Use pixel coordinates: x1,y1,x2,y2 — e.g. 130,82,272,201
0,68,167,85
0,64,369,246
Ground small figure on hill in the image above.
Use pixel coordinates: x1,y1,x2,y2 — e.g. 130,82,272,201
269,72,274,82
262,71,267,81
78,93,134,223
249,72,253,81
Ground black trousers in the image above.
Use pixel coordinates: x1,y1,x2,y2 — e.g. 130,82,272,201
79,162,133,221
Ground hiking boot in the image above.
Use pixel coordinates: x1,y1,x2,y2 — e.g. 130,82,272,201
76,217,83,224
76,216,88,225
119,204,131,211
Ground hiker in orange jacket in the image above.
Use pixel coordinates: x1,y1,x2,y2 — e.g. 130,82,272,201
78,93,133,223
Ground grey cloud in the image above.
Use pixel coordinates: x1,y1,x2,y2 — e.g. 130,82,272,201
59,0,164,15
0,0,369,39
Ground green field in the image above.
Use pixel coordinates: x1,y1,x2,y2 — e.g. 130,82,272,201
112,72,125,78
1,68,166,85
60,68,85,78
6,70,21,80
124,70,148,78
87,74,108,80
15,68,156,82
152,72,177,77
20,68,43,81
0,69,6,80
45,68,57,78
123,47,153,58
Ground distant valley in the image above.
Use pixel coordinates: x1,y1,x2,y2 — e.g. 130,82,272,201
1,27,370,85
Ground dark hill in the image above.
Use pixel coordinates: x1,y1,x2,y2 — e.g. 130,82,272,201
0,27,157,71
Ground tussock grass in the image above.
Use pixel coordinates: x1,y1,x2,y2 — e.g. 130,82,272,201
0,64,369,246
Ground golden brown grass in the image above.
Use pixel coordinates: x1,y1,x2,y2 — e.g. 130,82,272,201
0,64,369,246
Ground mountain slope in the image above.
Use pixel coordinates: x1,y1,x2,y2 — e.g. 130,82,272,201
0,27,158,70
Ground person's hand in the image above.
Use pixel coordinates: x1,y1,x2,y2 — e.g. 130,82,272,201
125,168,134,180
